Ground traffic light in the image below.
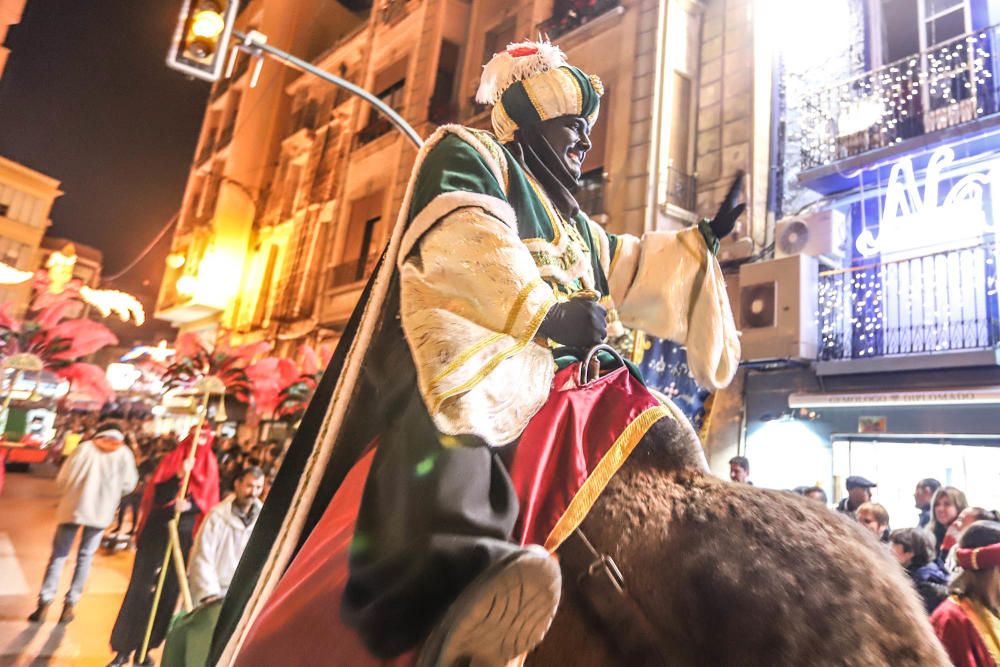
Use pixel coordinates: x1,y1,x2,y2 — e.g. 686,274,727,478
167,0,240,82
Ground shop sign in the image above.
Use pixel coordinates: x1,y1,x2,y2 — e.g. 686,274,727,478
855,145,997,258
789,386,1000,408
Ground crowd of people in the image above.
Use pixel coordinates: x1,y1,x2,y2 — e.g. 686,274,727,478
730,456,1000,665
20,415,281,666
14,421,1000,666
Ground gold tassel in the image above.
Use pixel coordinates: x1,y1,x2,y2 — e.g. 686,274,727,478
214,394,228,423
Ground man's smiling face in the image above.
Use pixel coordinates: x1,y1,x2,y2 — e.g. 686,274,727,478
538,115,593,182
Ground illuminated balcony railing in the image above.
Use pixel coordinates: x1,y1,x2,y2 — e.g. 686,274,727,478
817,242,1000,361
538,0,622,40
800,24,1000,170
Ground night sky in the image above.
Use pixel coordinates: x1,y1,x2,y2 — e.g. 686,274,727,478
0,1,210,344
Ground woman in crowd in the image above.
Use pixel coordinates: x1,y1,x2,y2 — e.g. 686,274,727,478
931,487,970,561
107,429,219,667
890,527,949,614
930,520,1000,666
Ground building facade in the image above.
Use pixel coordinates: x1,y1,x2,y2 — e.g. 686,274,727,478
732,0,1000,522
0,156,60,310
156,0,767,452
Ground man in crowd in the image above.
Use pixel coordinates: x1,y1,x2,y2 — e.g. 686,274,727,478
914,477,941,528
836,475,876,516
28,423,138,624
729,456,751,484
188,466,265,604
160,467,265,667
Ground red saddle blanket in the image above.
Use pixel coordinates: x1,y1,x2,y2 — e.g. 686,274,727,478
236,363,670,666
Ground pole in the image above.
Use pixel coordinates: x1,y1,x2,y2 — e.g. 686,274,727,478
137,389,213,663
231,30,424,149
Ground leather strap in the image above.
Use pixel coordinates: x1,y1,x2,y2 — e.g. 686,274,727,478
559,529,667,665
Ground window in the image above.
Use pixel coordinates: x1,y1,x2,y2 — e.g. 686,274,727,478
666,72,696,211
429,40,461,124
331,192,383,286
872,0,969,66
482,18,516,66
357,59,408,146
0,203,8,218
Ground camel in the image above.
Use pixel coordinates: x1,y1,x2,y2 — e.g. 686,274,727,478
529,411,950,666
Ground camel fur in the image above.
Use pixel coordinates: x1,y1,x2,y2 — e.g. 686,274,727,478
529,413,950,666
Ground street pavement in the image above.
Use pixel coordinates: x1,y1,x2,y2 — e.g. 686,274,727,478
0,467,156,667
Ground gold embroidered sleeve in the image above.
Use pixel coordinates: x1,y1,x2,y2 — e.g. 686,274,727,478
400,206,557,446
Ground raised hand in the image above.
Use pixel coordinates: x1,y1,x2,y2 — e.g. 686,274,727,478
709,170,746,240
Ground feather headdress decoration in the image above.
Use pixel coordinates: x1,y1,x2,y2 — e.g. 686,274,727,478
475,40,567,105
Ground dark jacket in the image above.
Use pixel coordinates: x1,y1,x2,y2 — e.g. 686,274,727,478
907,561,949,614
918,506,931,528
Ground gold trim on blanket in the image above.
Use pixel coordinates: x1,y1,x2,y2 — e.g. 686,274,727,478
543,405,673,552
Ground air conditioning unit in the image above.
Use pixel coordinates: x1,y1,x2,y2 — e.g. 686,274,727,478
738,254,818,362
774,210,846,265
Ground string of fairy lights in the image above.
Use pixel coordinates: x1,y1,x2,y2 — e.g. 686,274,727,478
801,29,996,169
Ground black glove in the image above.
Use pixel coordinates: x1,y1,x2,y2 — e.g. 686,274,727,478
537,299,607,348
709,170,746,240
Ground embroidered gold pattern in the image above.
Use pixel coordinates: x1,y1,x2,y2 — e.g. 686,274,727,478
427,278,546,393
429,294,557,413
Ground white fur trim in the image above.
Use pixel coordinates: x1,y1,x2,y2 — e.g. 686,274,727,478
399,192,517,267
617,228,741,390
475,41,567,105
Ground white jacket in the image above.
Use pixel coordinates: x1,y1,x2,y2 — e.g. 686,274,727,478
188,495,261,603
55,440,138,528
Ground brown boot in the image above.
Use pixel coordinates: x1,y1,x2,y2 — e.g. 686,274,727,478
58,603,75,624
27,600,51,623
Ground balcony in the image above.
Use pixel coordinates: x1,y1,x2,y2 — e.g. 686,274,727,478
817,242,1000,373
800,24,1000,175
538,0,622,41
196,135,215,166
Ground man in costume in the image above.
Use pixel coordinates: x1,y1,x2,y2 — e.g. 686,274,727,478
211,41,741,666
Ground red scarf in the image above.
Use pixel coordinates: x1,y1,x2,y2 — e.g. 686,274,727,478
137,429,220,537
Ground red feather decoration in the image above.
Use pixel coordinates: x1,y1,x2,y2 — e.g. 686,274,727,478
57,363,115,403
